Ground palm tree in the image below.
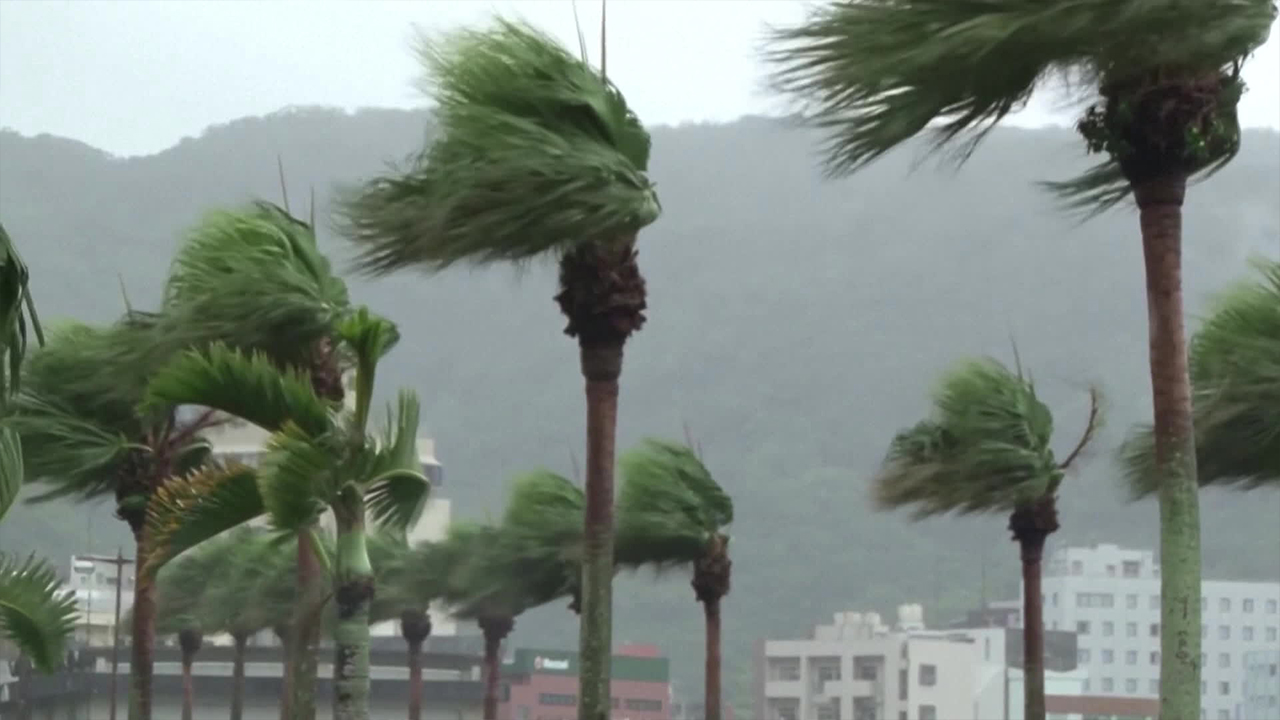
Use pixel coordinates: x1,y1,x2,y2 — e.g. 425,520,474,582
338,19,661,716
151,540,227,720
616,440,733,720
766,4,1274,714
155,201,352,720
0,222,75,675
871,358,1099,720
366,533,439,720
142,311,430,720
7,316,221,720
1123,257,1280,494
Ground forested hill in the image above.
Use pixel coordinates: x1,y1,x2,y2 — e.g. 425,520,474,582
2,108,1277,707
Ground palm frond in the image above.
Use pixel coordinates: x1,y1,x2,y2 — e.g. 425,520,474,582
338,17,659,275
336,307,400,430
616,440,732,569
0,427,21,522
154,539,229,635
874,358,1069,519
1124,258,1280,496
5,391,132,500
363,391,430,533
498,470,583,604
159,202,350,368
1,221,44,401
257,423,336,532
765,0,1275,177
0,553,78,672
143,463,265,576
144,343,334,437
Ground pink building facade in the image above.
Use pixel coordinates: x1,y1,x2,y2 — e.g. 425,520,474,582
499,644,671,720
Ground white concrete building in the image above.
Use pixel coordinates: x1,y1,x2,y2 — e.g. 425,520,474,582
1032,543,1280,720
66,554,136,647
1240,650,1279,720
754,605,1091,720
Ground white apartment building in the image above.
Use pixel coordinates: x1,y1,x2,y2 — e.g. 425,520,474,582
1240,650,1279,720
1032,543,1280,720
754,605,1090,720
67,553,136,647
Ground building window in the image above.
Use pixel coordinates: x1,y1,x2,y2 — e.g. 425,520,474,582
1103,621,1114,637
1150,594,1160,610
1217,711,1230,720
1103,650,1114,664
1123,561,1141,577
624,699,664,712
1126,650,1137,665
1267,599,1277,613
816,662,842,684
1244,598,1255,613
1219,681,1230,696
1127,594,1139,609
1219,653,1232,668
1077,620,1090,635
1127,622,1138,638
1268,627,1278,642
816,702,839,720
1220,598,1231,613
1107,564,1116,577
1244,626,1255,641
1151,651,1160,665
1125,678,1138,694
539,694,577,707
1219,625,1230,640
1149,679,1160,695
918,705,937,720
918,664,937,687
769,657,801,681
1071,560,1083,576
1078,649,1090,663
1052,592,1058,607
1102,678,1114,693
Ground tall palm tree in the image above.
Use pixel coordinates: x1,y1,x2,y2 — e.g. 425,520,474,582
1124,257,1280,494
0,222,75,675
871,358,1098,720
338,20,661,716
142,312,431,720
366,532,440,720
156,201,352,720
7,316,220,720
616,440,733,720
766,4,1274,714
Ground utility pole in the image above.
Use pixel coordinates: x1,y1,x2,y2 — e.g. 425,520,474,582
81,550,134,720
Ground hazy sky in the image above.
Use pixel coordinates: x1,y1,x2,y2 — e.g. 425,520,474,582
1,0,1277,158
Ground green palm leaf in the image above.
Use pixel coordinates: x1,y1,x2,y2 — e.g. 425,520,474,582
499,470,584,605
159,202,350,368
258,423,337,533
338,18,659,274
0,427,20,522
0,553,78,672
874,358,1068,519
144,463,266,575
1123,258,1280,495
616,440,732,569
1,221,44,401
144,343,335,437
363,391,430,533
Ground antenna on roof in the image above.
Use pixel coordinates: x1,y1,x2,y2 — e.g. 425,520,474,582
308,185,316,229
571,0,589,64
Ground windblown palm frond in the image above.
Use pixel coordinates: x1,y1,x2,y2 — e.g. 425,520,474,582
766,0,1275,200
366,532,432,623
338,18,660,274
498,470,584,605
154,539,229,636
144,463,266,575
336,307,400,430
616,440,732,568
199,528,285,638
1124,258,1280,496
144,343,335,437
0,553,78,672
430,522,538,620
257,423,337,533
362,391,430,533
159,203,350,367
874,358,1066,519
1,221,44,401
0,428,21,521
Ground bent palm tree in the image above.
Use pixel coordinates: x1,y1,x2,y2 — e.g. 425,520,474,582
616,440,733,720
367,533,440,720
872,358,1099,720
157,201,352,720
766,4,1274,714
144,311,430,720
151,540,228,720
1124,258,1280,494
338,21,660,716
0,223,75,674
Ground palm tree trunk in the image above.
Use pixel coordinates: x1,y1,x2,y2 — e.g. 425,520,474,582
274,626,293,720
290,531,323,720
180,649,196,720
479,616,513,720
1009,498,1057,720
703,598,722,720
231,633,248,720
333,509,374,720
406,637,424,720
1134,175,1201,720
129,534,155,720
578,341,622,720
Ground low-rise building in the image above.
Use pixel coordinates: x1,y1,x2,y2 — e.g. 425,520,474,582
499,644,672,720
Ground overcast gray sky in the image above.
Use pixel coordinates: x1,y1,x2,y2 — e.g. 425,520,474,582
1,0,1277,158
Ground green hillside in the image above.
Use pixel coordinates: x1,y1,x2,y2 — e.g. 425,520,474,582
1,109,1277,709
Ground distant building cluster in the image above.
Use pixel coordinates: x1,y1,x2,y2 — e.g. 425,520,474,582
754,543,1280,720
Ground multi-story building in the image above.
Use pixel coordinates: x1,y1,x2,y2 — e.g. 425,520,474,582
67,553,136,647
1033,543,1280,720
1240,649,1279,719
752,604,1104,720
499,644,672,720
